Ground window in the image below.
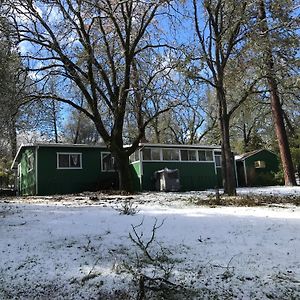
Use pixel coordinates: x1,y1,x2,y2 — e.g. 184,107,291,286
254,160,266,169
215,154,222,167
142,149,151,160
142,148,161,160
129,150,140,163
27,154,34,172
101,152,115,172
162,149,179,161
152,149,161,160
198,150,213,161
57,153,82,169
180,149,197,161
17,163,21,177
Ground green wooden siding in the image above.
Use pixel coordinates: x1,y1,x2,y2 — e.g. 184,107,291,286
15,144,224,195
37,146,117,195
130,161,142,191
141,161,217,191
244,150,279,186
216,168,223,188
19,148,36,195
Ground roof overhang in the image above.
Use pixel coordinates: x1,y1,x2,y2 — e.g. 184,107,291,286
235,149,276,161
135,143,221,150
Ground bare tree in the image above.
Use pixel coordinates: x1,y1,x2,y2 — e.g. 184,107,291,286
7,0,177,192
191,0,258,195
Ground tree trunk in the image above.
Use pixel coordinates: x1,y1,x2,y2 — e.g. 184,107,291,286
112,147,134,193
51,100,59,143
223,117,237,195
217,86,236,196
258,0,296,186
8,115,17,160
73,112,82,144
268,76,296,185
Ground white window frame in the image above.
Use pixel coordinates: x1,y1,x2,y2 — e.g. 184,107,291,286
142,148,162,161
17,163,22,193
198,150,214,162
57,152,82,169
17,163,21,178
180,149,197,161
27,153,34,172
254,160,266,169
129,150,140,163
162,148,180,161
214,154,222,168
101,152,115,172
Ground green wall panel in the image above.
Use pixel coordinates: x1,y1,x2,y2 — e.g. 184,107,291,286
244,150,279,186
141,161,217,191
130,161,142,192
37,147,117,195
19,148,36,195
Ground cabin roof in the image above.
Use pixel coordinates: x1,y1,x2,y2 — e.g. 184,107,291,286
235,149,275,161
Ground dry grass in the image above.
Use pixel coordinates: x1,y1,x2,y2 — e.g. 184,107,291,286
189,194,300,207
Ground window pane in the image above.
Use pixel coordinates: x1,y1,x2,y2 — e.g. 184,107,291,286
70,154,80,167
130,153,135,163
143,149,151,160
129,153,134,163
134,150,139,161
151,149,161,160
188,150,197,161
181,150,188,161
163,149,179,160
130,150,140,162
205,151,213,161
255,160,266,168
27,155,34,171
215,155,221,167
198,150,206,161
59,154,69,167
103,153,114,171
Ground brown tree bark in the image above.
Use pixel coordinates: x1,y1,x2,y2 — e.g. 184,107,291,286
258,0,296,186
217,86,236,195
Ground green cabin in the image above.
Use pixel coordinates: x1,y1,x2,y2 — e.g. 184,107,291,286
11,144,118,196
235,149,279,187
12,143,223,196
129,143,223,192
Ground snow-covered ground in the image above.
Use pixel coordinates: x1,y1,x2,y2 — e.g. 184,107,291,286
1,186,300,299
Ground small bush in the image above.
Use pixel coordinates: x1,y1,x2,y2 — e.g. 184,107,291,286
115,200,139,215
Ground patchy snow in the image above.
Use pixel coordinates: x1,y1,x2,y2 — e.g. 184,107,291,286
236,186,300,196
1,187,300,299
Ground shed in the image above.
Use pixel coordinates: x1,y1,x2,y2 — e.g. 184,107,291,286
11,143,118,196
235,149,279,187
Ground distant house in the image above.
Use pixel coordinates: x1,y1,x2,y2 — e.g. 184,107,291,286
11,144,118,196
12,143,223,195
235,149,279,187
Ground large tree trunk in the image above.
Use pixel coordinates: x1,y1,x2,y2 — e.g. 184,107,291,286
217,85,236,196
222,117,237,195
258,0,296,186
111,146,134,193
